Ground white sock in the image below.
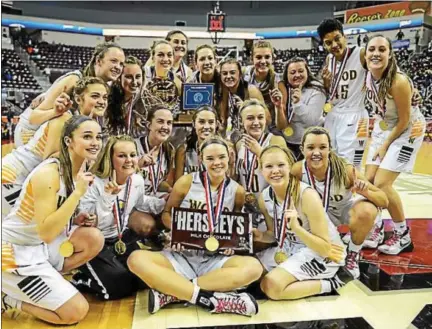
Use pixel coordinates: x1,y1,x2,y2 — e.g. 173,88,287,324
4,295,22,311
320,280,332,294
189,282,200,304
374,211,383,227
348,239,363,253
394,221,407,234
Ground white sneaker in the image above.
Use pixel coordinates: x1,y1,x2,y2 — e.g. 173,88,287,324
342,232,351,245
363,222,385,249
344,250,360,279
378,228,414,255
210,292,258,316
148,289,181,314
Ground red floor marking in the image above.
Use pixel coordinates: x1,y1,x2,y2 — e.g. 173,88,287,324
340,219,432,275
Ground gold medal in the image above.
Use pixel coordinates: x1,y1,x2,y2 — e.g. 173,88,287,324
323,103,333,113
114,239,127,255
205,236,219,252
59,240,74,258
283,126,294,137
274,251,288,265
245,193,257,205
379,120,388,131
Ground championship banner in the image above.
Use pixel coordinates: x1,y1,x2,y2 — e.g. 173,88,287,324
345,1,431,24
171,207,253,254
182,83,214,110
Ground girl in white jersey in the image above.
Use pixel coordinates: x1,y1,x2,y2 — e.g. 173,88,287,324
290,127,388,279
136,104,175,196
73,135,166,300
243,41,285,128
143,41,182,105
106,56,147,138
2,77,109,217
317,19,369,167
14,42,124,147
2,115,104,324
277,57,326,160
219,58,267,135
145,30,192,83
255,145,350,300
364,35,426,255
175,106,218,181
235,100,286,230
188,45,222,111
127,137,262,316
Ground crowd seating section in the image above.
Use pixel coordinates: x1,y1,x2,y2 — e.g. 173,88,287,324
1,49,41,91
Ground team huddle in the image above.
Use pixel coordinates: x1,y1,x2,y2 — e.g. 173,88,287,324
1,18,426,324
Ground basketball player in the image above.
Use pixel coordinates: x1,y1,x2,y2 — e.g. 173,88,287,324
145,31,192,83
219,58,267,133
317,18,369,168
136,105,175,197
144,40,182,96
290,127,388,278
255,145,350,299
2,77,109,217
73,135,166,300
243,40,286,128
235,100,286,230
175,106,218,181
277,57,326,160
106,56,147,138
2,115,104,324
188,45,222,110
14,42,124,147
364,35,426,255
127,137,262,316
318,19,421,167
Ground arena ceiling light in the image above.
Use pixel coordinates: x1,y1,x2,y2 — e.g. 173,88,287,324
102,29,260,40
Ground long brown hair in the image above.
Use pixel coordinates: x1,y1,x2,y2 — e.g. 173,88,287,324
82,42,123,77
92,135,138,179
300,126,349,189
107,56,144,134
59,115,95,197
282,57,326,93
365,35,398,104
259,145,301,207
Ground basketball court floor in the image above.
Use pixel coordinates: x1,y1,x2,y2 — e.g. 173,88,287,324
2,144,432,329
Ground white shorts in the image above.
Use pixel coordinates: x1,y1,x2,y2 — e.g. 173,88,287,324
47,225,79,272
161,249,231,281
328,195,366,226
324,109,369,166
261,246,341,281
2,242,78,311
366,119,426,173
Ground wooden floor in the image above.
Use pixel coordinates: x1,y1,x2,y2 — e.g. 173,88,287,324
2,142,432,329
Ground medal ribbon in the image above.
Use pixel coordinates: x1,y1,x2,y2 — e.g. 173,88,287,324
367,71,386,119
251,69,268,90
272,183,291,249
145,137,163,194
178,62,186,82
304,161,332,212
203,173,228,235
328,48,351,102
286,88,295,123
243,133,270,192
112,177,132,240
125,95,136,135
